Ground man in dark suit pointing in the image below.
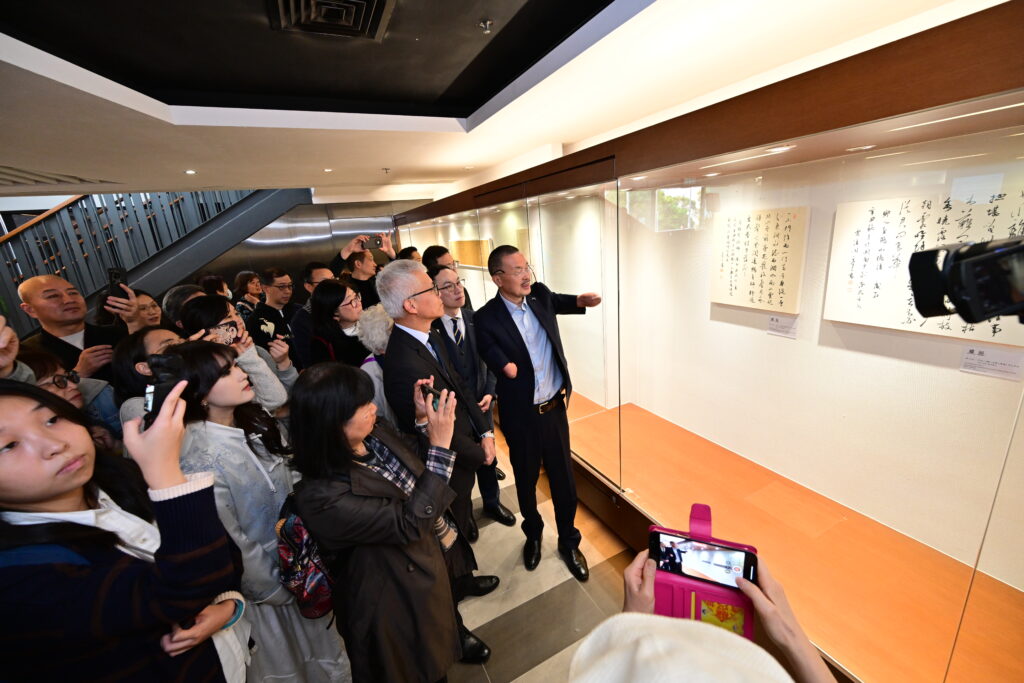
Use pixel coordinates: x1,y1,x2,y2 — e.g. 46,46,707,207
474,245,602,581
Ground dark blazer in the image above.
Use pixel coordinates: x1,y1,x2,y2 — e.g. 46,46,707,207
431,308,496,425
21,323,125,382
382,326,489,532
293,422,460,683
473,282,584,418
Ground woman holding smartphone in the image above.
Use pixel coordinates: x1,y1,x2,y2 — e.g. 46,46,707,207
0,379,249,681
166,341,349,682
289,363,464,683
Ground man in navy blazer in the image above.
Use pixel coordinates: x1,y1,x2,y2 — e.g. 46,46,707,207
428,264,516,541
474,245,602,581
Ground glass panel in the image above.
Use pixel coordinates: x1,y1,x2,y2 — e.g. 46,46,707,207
617,125,1024,682
946,394,1024,681
476,199,531,305
533,182,621,487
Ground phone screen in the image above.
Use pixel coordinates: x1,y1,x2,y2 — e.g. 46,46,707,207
649,530,756,588
420,384,441,410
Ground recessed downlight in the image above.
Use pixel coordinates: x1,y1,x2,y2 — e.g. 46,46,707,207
323,168,333,173
184,169,197,175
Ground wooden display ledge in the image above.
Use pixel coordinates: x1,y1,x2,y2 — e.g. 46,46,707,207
563,394,1024,682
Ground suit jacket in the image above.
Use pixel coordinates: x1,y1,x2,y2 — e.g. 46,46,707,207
473,282,584,419
382,326,489,474
21,323,126,382
293,421,460,683
431,308,496,427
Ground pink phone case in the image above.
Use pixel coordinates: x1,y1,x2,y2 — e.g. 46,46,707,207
651,504,758,640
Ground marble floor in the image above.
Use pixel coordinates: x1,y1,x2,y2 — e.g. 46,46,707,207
450,455,632,683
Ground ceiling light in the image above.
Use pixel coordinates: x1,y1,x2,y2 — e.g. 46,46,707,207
323,168,333,172
704,172,720,177
845,145,876,152
902,153,987,167
864,151,908,160
888,102,1024,131
630,176,647,181
478,19,493,34
699,147,794,170
184,169,197,175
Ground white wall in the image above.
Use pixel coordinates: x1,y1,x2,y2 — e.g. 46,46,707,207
615,130,1023,569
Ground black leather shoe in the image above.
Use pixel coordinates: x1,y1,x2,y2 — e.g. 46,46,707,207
523,539,541,570
483,503,516,527
495,467,507,480
559,547,589,582
466,517,479,543
464,575,500,597
459,626,491,664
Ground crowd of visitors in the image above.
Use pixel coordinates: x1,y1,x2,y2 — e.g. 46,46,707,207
0,232,832,683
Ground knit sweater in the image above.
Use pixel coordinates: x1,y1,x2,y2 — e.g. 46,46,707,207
0,483,240,682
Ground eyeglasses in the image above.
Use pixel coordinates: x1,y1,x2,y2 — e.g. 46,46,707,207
39,371,80,389
494,264,535,278
406,283,440,300
340,293,362,308
437,279,466,294
266,283,294,290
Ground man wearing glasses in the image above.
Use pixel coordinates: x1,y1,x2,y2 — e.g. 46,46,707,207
377,259,500,663
428,265,516,542
246,266,301,365
422,245,474,310
474,245,602,582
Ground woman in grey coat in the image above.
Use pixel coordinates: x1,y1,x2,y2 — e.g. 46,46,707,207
168,341,350,682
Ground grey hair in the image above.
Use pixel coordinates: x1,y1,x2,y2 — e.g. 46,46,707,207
376,259,427,319
356,304,394,355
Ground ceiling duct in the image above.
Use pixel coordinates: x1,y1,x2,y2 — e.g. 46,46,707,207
268,0,396,41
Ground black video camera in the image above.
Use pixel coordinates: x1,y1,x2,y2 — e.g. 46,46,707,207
910,237,1024,325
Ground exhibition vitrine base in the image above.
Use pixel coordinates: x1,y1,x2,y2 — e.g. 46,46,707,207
398,105,1024,681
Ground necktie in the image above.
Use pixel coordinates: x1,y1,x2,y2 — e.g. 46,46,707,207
451,317,464,348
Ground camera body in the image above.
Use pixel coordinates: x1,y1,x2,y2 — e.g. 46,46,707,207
910,237,1024,324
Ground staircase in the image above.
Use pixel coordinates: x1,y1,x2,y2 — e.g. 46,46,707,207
0,188,311,337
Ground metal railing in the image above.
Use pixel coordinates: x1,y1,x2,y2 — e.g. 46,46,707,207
0,190,254,336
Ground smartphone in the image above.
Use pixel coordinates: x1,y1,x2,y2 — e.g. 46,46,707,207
649,529,757,589
209,321,239,345
420,384,442,410
107,267,127,296
364,235,384,250
143,354,185,429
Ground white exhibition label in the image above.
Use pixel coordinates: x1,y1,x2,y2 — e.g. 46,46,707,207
960,346,1024,381
768,315,798,339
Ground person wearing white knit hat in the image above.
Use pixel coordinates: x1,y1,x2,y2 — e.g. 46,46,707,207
570,552,835,683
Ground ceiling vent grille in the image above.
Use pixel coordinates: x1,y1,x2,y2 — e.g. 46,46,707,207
0,166,113,187
268,0,395,41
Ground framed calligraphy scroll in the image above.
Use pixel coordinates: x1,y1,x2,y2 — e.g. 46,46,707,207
710,207,808,314
823,190,1024,347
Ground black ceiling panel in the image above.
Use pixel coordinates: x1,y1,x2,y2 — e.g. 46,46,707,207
0,0,616,117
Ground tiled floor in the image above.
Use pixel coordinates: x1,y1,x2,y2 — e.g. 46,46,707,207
450,455,632,683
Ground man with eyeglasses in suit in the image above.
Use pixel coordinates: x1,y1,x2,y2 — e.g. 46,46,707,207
428,264,516,542
474,245,602,582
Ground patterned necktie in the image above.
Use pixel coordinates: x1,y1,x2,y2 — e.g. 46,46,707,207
451,317,464,348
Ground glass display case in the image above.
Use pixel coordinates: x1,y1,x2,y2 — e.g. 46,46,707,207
396,102,1024,681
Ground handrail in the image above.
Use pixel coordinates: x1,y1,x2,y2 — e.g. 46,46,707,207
0,195,85,246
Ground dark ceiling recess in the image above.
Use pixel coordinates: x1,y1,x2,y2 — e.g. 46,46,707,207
268,0,395,42
0,0,616,118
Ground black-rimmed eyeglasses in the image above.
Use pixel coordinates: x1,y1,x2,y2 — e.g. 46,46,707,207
437,279,466,294
406,283,440,300
39,371,81,389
